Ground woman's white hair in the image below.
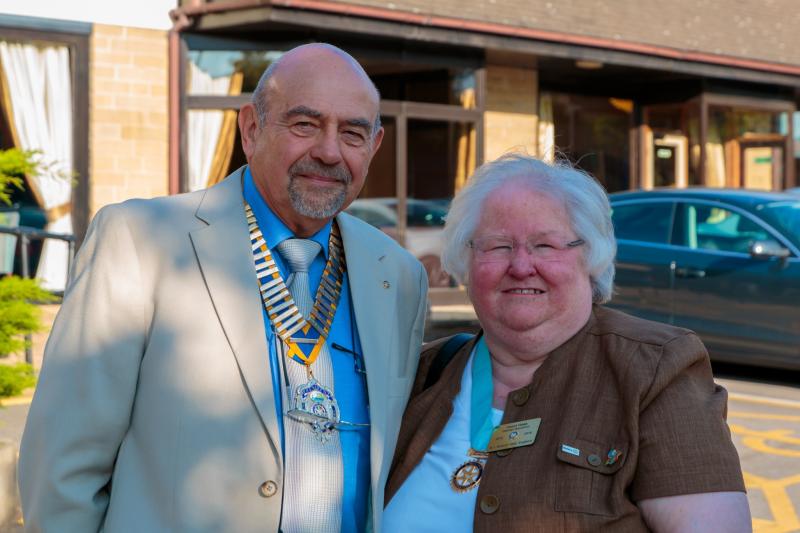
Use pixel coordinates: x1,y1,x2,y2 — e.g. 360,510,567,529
441,152,616,303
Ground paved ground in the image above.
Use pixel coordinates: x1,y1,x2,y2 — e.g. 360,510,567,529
715,363,800,532
0,396,28,532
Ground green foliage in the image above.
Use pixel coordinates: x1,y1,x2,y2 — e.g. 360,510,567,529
0,362,36,398
0,276,57,357
0,147,39,206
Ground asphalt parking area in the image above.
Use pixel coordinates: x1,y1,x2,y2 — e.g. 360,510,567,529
726,389,800,532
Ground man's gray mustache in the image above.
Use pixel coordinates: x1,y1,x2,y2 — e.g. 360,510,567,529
289,161,352,184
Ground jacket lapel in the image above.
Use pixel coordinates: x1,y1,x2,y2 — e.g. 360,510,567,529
385,337,477,503
336,214,399,517
189,169,282,461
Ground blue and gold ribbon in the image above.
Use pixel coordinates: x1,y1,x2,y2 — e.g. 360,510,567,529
245,203,345,367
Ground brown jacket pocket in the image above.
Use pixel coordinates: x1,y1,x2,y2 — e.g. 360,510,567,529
554,437,627,516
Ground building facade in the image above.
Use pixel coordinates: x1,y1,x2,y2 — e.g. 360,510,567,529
172,0,800,287
0,1,172,288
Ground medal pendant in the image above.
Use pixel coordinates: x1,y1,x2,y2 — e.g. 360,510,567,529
289,378,340,443
450,459,484,493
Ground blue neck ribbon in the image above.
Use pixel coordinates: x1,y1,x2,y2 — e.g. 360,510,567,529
470,337,496,451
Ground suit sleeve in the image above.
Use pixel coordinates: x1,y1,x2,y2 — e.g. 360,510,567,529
18,204,148,532
406,261,429,381
630,332,745,501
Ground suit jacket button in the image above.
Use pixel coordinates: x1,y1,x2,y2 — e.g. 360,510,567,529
259,480,278,498
495,448,513,458
480,494,500,514
587,454,602,467
511,388,530,406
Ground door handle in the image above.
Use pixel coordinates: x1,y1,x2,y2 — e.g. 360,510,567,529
675,267,706,279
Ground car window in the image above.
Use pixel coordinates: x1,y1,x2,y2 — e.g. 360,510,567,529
674,202,779,254
611,202,674,244
757,201,800,250
346,204,395,227
405,201,448,227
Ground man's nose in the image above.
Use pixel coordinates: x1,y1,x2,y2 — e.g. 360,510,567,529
310,127,344,165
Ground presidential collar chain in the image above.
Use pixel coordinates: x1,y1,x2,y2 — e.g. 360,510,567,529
245,202,346,440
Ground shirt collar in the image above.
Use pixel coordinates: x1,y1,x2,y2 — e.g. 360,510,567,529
243,166,331,258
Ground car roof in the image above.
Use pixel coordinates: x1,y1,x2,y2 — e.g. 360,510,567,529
609,187,795,209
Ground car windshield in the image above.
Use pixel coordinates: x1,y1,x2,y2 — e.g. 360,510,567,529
756,200,800,250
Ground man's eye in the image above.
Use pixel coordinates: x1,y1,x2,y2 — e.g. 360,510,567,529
342,130,366,145
291,122,318,134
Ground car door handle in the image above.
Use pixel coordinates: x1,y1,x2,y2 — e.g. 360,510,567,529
675,267,706,279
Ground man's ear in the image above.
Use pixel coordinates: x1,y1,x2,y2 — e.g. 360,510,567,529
370,126,385,157
238,103,259,159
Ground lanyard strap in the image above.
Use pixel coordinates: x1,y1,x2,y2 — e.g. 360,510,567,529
470,337,496,452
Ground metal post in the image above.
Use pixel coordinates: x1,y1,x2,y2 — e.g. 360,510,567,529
20,235,33,364
67,240,76,279
396,110,408,248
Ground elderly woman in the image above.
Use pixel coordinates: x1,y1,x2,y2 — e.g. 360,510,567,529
383,154,750,532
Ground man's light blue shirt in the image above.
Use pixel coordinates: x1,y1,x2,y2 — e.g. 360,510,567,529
243,167,371,532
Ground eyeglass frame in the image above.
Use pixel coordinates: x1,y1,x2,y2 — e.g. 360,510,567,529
467,235,585,263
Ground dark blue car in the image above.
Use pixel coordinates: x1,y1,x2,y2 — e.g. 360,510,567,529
608,188,800,370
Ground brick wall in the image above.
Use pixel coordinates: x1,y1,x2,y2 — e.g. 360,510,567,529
336,0,800,67
90,24,169,214
483,65,538,161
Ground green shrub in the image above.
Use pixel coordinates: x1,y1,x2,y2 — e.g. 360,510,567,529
0,147,38,206
0,276,57,358
0,148,57,399
0,276,57,398
0,363,36,397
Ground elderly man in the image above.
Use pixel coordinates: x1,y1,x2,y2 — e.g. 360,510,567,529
19,43,428,532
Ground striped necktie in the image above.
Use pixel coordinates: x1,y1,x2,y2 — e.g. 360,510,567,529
276,238,343,533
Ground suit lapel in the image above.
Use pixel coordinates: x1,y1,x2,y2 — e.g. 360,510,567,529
337,214,398,515
189,170,282,461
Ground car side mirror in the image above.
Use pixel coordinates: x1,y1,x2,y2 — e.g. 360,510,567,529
749,240,791,260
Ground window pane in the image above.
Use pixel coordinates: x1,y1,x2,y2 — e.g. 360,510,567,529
645,103,701,188
706,105,788,189
548,92,631,192
612,202,674,244
369,66,476,108
682,203,777,253
407,119,476,201
187,49,285,94
757,200,800,250
360,116,397,199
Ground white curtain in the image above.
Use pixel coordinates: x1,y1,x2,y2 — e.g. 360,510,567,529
187,63,233,192
0,41,72,291
538,93,555,163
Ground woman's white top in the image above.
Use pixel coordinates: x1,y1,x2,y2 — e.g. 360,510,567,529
383,349,504,533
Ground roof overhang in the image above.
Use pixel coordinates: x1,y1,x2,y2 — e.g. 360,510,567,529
172,0,800,98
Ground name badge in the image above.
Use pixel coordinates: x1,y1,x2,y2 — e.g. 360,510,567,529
486,418,541,452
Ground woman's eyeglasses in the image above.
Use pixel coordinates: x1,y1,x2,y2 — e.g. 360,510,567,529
468,236,585,264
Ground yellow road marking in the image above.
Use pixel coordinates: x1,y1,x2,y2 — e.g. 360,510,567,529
744,472,800,533
730,424,800,458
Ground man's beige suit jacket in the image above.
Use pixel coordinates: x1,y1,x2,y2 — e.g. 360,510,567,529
18,168,429,532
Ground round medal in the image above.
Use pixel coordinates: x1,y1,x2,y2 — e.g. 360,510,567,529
289,378,340,442
450,460,484,493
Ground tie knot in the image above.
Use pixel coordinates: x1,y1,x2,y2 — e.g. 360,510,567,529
276,238,321,273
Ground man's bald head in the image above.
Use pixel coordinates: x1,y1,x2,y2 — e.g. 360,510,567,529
252,43,381,136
